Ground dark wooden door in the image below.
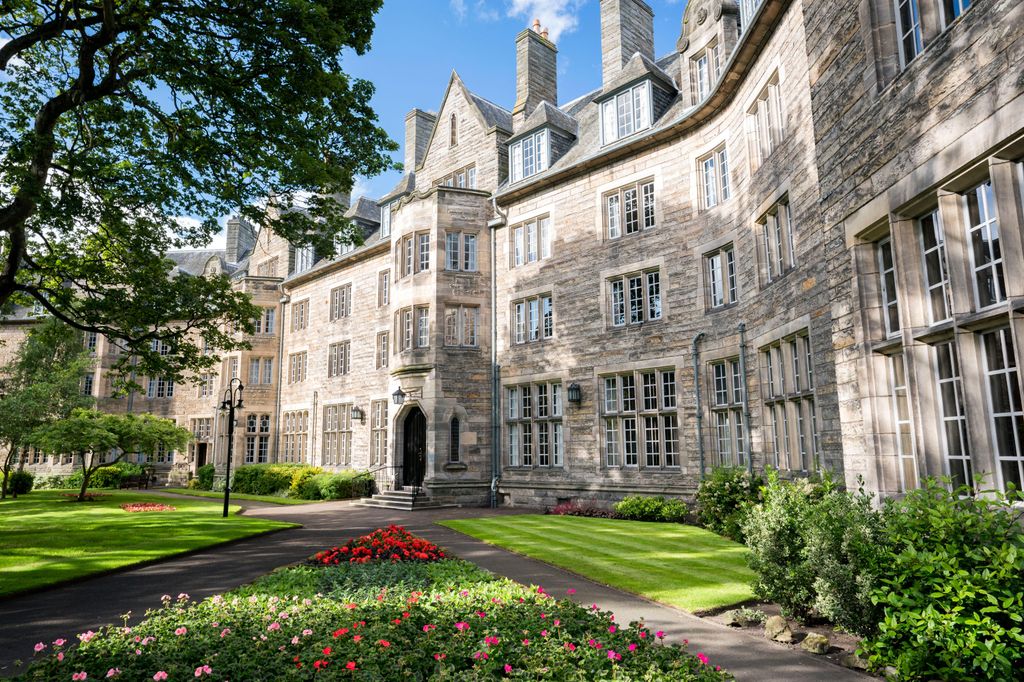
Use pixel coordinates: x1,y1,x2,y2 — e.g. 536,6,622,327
196,443,208,468
403,408,426,488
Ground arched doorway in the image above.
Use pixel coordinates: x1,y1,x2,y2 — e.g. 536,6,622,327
402,407,427,488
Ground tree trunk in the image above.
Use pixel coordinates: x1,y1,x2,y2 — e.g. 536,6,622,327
77,452,89,502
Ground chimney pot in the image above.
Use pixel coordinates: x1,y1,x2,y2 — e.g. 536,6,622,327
541,28,549,40
532,18,541,32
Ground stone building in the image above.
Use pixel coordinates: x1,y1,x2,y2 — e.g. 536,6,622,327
7,0,1023,506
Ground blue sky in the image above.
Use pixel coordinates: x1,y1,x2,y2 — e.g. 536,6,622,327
347,0,690,202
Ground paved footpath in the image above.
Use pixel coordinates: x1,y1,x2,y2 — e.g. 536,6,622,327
0,493,868,680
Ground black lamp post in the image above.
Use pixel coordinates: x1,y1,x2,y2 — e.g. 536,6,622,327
219,377,244,518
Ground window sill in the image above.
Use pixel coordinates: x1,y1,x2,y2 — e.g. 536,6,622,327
443,462,467,472
608,319,665,331
706,302,739,315
955,306,1012,333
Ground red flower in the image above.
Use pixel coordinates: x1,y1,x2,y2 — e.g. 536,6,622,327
345,661,357,671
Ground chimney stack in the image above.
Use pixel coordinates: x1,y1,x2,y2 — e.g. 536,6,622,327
404,108,437,173
600,0,655,89
512,19,558,131
225,216,256,264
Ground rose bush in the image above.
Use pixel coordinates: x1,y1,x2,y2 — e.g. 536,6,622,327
313,525,446,565
18,530,731,681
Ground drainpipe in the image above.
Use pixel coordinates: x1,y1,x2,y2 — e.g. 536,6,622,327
488,196,507,508
738,323,754,476
274,293,290,462
692,332,706,482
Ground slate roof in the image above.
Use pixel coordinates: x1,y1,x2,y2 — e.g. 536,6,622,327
470,92,513,133
166,249,232,276
345,196,381,224
519,101,579,139
379,172,416,204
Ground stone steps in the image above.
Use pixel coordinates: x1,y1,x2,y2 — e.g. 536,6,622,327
356,487,453,511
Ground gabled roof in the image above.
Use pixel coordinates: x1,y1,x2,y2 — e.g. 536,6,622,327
469,91,513,133
600,52,678,96
345,196,381,224
519,101,579,139
166,250,230,276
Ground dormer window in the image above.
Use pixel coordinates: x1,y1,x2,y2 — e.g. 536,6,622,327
294,245,315,273
692,41,722,102
600,81,651,146
510,129,549,184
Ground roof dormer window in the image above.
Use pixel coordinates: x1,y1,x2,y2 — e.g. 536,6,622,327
600,81,651,146
510,129,549,184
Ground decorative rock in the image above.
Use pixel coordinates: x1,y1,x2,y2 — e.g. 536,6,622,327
764,615,794,643
839,653,870,670
800,633,830,654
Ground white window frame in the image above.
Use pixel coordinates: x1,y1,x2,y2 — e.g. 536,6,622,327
510,130,549,184
964,180,1005,311
600,81,652,146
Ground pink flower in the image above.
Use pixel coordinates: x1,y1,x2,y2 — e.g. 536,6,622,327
57,652,64,662
608,625,617,633
33,642,45,653
53,639,66,647
278,611,289,619
302,629,312,636
472,651,488,660
106,670,120,679
194,664,213,677
346,661,357,670
291,636,300,645
153,672,168,681
177,593,189,601
72,673,87,681
566,588,576,595
522,638,530,646
174,627,187,636
536,586,545,594
504,664,513,674
655,631,664,639
554,620,561,626
267,622,280,631
628,643,637,652
484,636,500,646
697,653,709,665
541,630,549,637
564,642,576,651
639,631,647,639
219,628,231,638
607,650,622,661
78,630,96,643
422,624,436,632
455,622,469,632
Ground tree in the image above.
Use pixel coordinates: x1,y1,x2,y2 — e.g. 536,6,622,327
29,408,191,501
0,318,92,498
0,0,399,384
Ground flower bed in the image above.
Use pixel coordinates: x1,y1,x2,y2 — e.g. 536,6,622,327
18,529,730,681
120,503,176,513
312,524,446,565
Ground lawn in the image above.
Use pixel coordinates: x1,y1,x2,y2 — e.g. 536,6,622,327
0,490,296,597
439,515,754,613
162,488,317,505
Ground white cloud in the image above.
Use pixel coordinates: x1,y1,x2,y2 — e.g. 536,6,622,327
0,38,25,69
506,0,588,43
450,0,468,20
171,216,226,251
350,176,373,201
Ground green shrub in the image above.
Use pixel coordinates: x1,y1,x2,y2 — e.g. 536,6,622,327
230,464,298,495
192,464,215,490
859,480,1024,680
614,495,687,522
741,470,821,620
314,471,373,500
695,467,763,542
804,481,884,636
289,466,324,498
6,469,34,494
86,461,145,489
33,475,69,490
295,473,324,500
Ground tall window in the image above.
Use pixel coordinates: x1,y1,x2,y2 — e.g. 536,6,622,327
399,233,431,278
436,164,477,189
878,237,901,338
281,411,309,464
322,404,352,466
705,245,737,309
446,232,479,272
692,40,722,102
327,341,351,377
506,382,563,468
746,72,783,170
418,233,430,272
449,417,461,463
512,294,553,344
983,328,1024,491
600,81,651,145
699,146,730,209
330,284,352,321
711,359,746,466
608,270,661,327
510,129,549,183
288,352,307,384
294,245,315,273
920,210,951,324
82,374,94,396
762,331,817,471
965,181,1004,310
602,369,678,468
895,0,923,68
378,270,390,307
380,202,393,238
889,352,917,491
256,257,278,277
248,358,273,385
605,180,655,239
397,306,430,351
935,341,971,489
510,216,552,267
371,400,388,465
444,306,479,347
376,331,390,369
229,357,239,379
84,332,98,353
291,300,308,331
449,113,458,147
254,307,276,334
761,200,795,282
244,415,270,463
198,373,216,397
